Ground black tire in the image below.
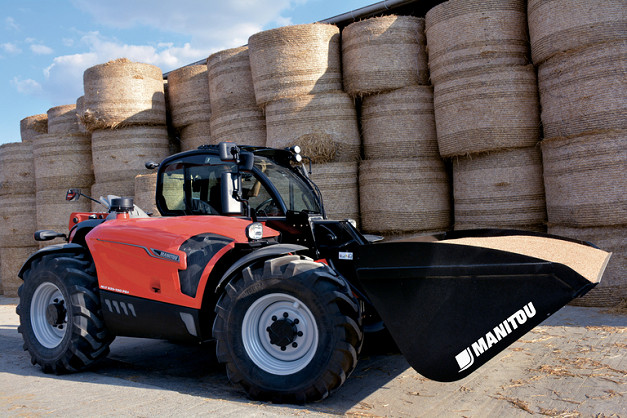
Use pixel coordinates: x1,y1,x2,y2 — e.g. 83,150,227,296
16,252,114,374
213,255,363,403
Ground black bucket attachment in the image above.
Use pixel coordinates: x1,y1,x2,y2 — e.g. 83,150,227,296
354,230,611,382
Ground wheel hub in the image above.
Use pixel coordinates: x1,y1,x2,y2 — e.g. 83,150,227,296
267,312,304,350
45,300,66,327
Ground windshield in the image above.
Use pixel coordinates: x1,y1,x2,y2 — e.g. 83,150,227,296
157,153,320,217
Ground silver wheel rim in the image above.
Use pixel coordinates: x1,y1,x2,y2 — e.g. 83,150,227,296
30,282,67,349
242,293,318,375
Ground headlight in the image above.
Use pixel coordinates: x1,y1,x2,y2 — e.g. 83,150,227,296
246,222,264,241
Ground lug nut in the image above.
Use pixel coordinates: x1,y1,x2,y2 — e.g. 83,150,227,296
272,316,277,321
280,346,286,351
297,331,303,337
294,319,299,324
292,342,298,348
283,312,289,318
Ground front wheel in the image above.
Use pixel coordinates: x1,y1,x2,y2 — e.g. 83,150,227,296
213,255,363,403
16,252,113,374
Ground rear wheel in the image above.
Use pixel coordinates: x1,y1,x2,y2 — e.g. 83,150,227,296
213,255,363,403
16,252,113,373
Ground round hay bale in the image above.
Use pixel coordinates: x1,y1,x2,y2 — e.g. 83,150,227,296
528,0,627,65
0,194,37,247
20,114,48,142
425,0,529,83
0,246,38,297
0,142,34,196
210,107,266,147
342,15,429,95
207,46,257,113
538,41,627,139
134,172,159,216
75,96,89,134
309,162,359,222
180,121,212,151
265,92,360,162
361,86,438,159
248,23,341,105
166,65,211,128
453,147,546,231
549,225,626,308
33,133,93,191
433,64,540,157
91,180,136,212
82,58,166,130
47,104,82,135
359,158,451,234
541,130,626,227
36,188,91,241
91,125,170,183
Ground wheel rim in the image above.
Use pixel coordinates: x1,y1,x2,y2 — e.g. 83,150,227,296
242,293,318,375
30,282,67,349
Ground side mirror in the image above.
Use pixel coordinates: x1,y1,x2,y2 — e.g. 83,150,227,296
66,189,81,201
34,230,67,242
219,142,238,161
145,161,159,169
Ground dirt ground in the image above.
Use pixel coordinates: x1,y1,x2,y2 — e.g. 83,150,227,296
0,296,625,417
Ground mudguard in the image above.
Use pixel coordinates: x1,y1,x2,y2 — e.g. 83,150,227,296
18,243,86,279
354,230,611,382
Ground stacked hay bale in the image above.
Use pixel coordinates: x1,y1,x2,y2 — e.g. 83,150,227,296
528,0,627,306
167,64,212,151
81,59,170,210
342,15,449,236
134,172,159,216
249,23,361,221
425,0,545,232
34,105,93,246
207,46,266,147
0,135,38,296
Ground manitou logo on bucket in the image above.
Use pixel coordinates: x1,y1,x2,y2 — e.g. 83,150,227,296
455,302,537,372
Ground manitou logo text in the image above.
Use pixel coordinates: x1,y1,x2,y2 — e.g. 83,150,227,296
455,302,536,372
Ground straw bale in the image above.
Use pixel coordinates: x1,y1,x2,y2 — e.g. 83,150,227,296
528,0,627,65
453,147,546,231
248,23,341,105
207,46,257,113
91,180,136,212
0,142,34,196
180,121,212,151
82,59,166,130
0,246,38,297
91,125,170,183
20,114,48,143
166,65,211,128
541,130,626,227
538,41,627,139
342,15,428,95
134,172,159,216
33,133,93,191
425,0,529,83
309,162,359,222
36,188,91,242
75,96,89,134
361,86,438,159
265,92,360,162
549,225,626,307
359,158,451,234
0,194,37,247
210,107,266,147
433,64,540,157
47,104,82,135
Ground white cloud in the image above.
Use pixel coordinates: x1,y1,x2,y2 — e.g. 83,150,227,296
70,0,295,45
1,42,21,54
5,17,19,31
30,44,53,55
11,77,42,95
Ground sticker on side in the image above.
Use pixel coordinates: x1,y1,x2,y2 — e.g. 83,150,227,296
338,252,353,261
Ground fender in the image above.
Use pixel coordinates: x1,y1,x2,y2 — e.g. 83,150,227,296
18,243,87,279
215,243,309,293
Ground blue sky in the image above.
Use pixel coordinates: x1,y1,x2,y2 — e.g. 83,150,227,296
1,0,376,145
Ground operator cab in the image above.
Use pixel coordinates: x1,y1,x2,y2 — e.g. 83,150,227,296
155,145,322,220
